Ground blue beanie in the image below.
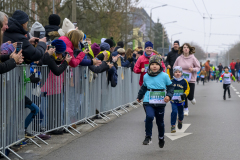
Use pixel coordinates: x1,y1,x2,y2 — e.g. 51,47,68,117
83,34,86,41
100,42,110,51
51,39,66,54
12,10,29,25
145,41,153,49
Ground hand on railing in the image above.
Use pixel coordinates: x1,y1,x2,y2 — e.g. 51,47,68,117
93,58,102,66
137,99,141,103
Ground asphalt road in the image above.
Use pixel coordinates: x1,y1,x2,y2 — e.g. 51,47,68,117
39,80,240,160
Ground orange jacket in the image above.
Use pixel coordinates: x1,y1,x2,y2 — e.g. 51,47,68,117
205,61,210,71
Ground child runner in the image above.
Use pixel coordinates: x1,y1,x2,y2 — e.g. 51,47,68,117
197,70,200,85
219,66,236,100
170,66,190,133
216,68,220,83
137,55,174,148
199,67,207,85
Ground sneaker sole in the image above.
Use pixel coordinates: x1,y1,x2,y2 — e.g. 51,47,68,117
25,135,35,139
171,131,176,133
143,140,152,145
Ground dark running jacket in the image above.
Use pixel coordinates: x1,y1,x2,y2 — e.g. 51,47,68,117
170,78,190,104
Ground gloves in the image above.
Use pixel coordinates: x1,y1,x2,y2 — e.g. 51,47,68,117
128,58,134,63
180,94,186,101
29,74,40,84
220,80,222,82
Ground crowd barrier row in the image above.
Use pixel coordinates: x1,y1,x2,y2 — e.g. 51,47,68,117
0,65,140,160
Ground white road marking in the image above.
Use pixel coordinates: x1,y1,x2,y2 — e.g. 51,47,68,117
25,150,33,153
165,124,192,141
238,95,240,97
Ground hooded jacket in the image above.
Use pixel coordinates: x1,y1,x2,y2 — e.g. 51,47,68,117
133,53,156,86
173,54,200,83
44,25,60,41
58,36,85,67
166,48,180,67
3,18,46,64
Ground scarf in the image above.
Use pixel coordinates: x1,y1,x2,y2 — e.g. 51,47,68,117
144,52,154,59
147,67,163,77
173,76,184,81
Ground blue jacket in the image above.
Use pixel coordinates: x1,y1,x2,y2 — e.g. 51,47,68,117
170,78,190,104
112,46,121,57
108,66,118,87
120,56,131,67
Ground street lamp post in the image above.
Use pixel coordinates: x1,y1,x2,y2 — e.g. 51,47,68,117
171,32,182,47
150,4,167,42
162,21,177,57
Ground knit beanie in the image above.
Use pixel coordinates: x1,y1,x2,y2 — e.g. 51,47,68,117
91,43,101,57
101,38,106,43
58,18,75,36
51,39,66,54
100,42,110,51
110,37,116,47
174,40,180,46
173,66,183,74
117,41,124,48
149,55,162,67
104,39,114,48
12,10,29,25
117,48,125,54
49,14,61,26
29,22,45,38
145,41,153,49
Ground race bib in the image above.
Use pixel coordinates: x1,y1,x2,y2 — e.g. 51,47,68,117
172,90,184,100
200,75,205,78
149,91,166,104
144,64,149,72
183,72,192,82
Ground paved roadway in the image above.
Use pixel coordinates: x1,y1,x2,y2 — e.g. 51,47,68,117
39,81,240,160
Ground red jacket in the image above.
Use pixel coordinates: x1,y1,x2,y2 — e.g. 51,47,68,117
230,62,236,70
58,36,85,67
133,53,165,86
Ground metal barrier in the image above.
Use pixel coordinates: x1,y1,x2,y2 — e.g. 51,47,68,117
0,65,140,159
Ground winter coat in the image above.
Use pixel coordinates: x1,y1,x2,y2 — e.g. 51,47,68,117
166,48,180,67
108,66,118,87
235,62,240,71
73,48,93,66
133,53,158,86
112,46,121,57
3,18,46,64
86,54,109,73
0,54,16,74
58,36,85,67
44,25,60,41
120,56,131,67
173,54,200,83
205,61,210,72
199,70,207,77
47,31,61,41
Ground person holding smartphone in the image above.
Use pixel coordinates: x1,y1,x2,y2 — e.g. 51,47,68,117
3,10,46,63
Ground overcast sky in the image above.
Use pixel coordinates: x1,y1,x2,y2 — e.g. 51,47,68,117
138,0,240,53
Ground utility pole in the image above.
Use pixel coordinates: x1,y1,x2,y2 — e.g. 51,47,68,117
72,0,76,22
162,27,164,57
125,0,128,49
53,0,55,14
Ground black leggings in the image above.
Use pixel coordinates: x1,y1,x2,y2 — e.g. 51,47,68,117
223,84,231,97
184,83,195,108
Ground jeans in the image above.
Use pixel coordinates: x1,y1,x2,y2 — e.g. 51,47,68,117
25,103,39,129
145,105,165,138
223,84,230,97
171,103,184,126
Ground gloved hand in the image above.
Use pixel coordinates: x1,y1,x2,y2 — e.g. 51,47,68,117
181,94,186,101
128,57,134,63
29,74,40,84
220,80,222,82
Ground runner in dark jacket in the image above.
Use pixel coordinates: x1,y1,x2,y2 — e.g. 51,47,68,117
166,41,180,78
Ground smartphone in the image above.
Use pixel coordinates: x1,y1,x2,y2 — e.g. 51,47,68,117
83,41,89,51
16,42,23,53
47,45,55,50
73,22,77,28
39,31,45,39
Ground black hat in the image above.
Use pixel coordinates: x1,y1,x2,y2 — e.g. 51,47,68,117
12,10,29,25
224,66,229,70
49,14,61,26
174,40,180,45
104,39,114,48
138,50,143,55
117,41,124,48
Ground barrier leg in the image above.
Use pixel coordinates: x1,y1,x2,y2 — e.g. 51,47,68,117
111,109,120,117
120,105,129,113
100,113,111,120
129,102,137,109
35,135,49,145
28,138,42,148
87,118,98,126
0,151,11,160
84,118,95,128
97,114,108,121
67,125,81,134
7,147,23,160
63,126,75,136
113,109,122,116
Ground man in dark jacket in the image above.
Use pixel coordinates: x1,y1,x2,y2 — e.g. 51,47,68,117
235,59,240,82
44,14,61,41
218,63,223,74
112,41,124,56
3,10,46,64
166,41,180,78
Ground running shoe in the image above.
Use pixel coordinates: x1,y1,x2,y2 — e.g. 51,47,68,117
171,126,176,133
37,134,51,140
159,138,165,148
143,136,152,145
229,95,231,98
184,108,189,116
191,98,196,105
25,131,35,138
178,120,183,129
223,96,226,100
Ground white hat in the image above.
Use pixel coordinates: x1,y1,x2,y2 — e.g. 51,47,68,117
58,18,75,36
29,21,45,38
101,38,106,43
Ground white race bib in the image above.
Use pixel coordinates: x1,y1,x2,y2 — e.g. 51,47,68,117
149,91,166,104
183,72,192,82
